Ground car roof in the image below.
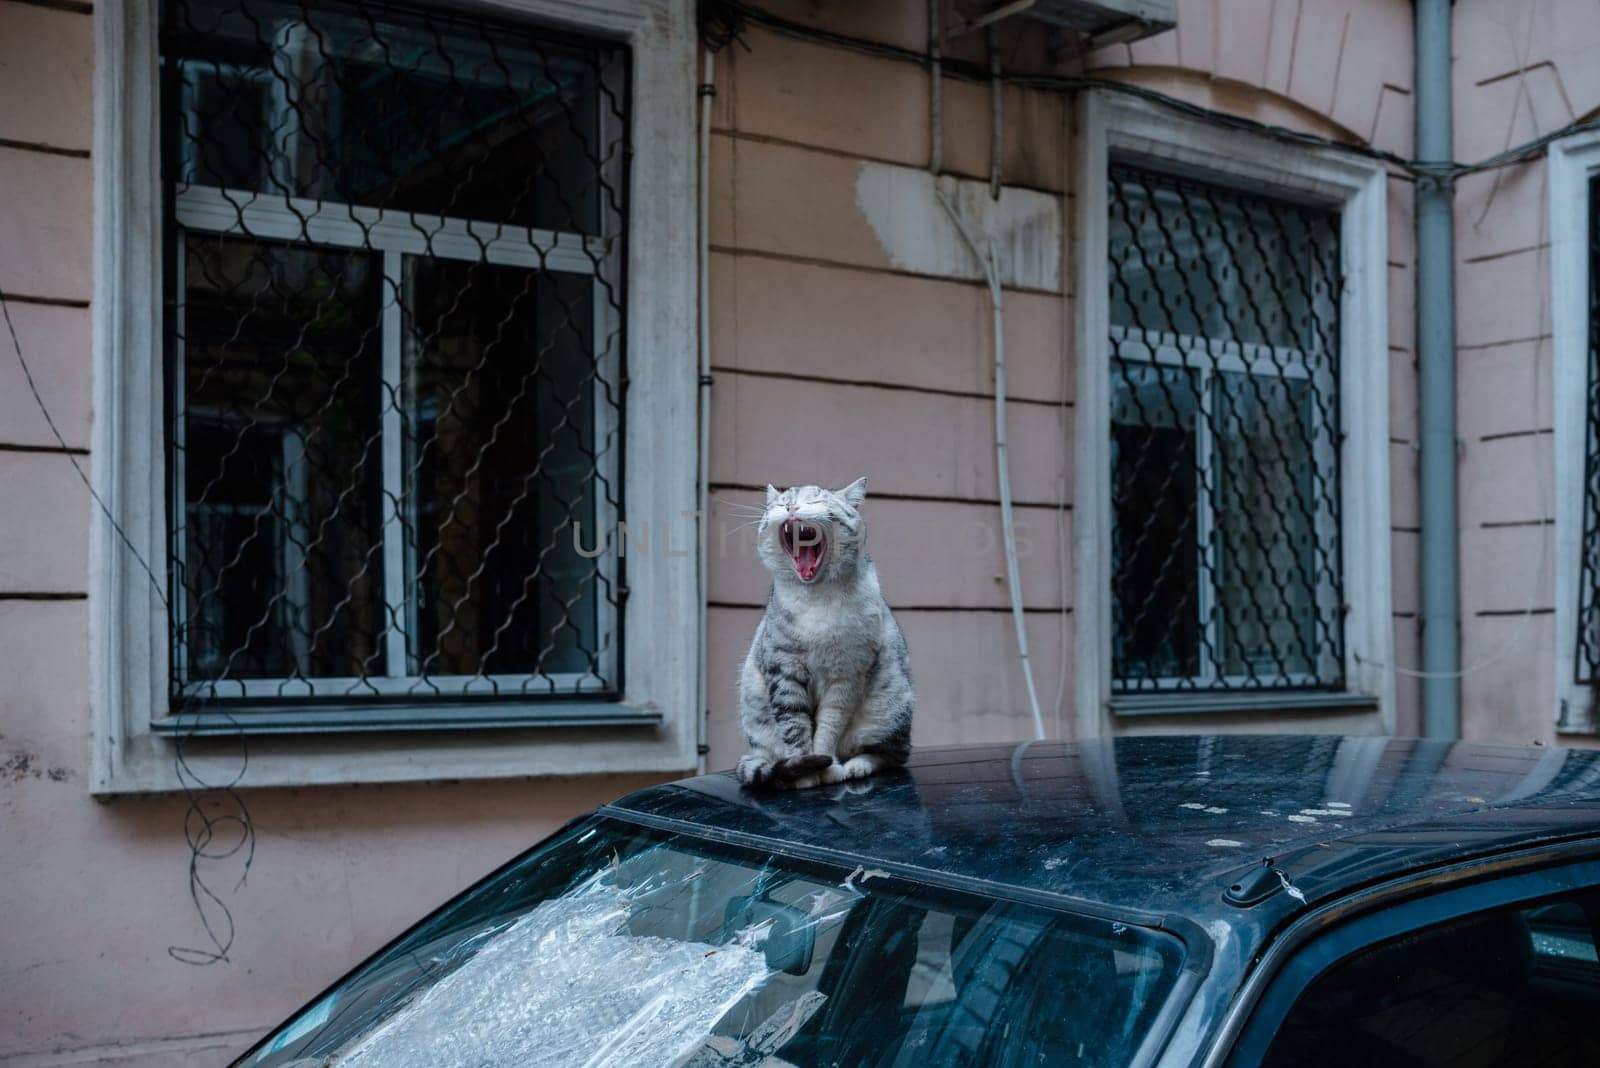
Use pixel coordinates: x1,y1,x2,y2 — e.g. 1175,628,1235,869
607,735,1600,946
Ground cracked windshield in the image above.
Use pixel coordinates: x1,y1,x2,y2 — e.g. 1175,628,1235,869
245,819,1183,1067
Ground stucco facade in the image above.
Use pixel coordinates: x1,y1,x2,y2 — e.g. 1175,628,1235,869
2,0,1598,1062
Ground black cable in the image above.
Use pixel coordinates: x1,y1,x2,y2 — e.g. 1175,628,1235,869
0,285,255,967
0,292,169,608
701,0,1598,182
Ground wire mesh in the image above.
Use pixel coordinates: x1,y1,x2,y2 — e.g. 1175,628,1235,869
160,0,628,710
1107,164,1345,693
1579,177,1600,684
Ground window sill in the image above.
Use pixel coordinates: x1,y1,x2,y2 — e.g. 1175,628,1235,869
151,700,662,736
95,701,692,796
1110,691,1381,718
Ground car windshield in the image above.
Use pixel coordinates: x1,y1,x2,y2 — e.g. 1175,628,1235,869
243,817,1186,1067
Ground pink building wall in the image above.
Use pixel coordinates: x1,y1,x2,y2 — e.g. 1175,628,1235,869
0,0,1593,1062
703,0,1421,756
1452,1,1600,747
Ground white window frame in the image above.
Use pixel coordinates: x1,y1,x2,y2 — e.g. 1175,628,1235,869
1550,129,1600,733
1107,273,1342,691
90,0,700,793
1073,91,1394,736
168,191,621,702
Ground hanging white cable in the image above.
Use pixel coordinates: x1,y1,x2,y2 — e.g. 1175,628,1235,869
983,234,1046,741
927,0,1043,740
694,44,716,773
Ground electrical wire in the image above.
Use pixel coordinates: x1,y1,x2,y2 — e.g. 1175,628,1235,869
1,286,255,966
701,0,1600,182
0,292,168,608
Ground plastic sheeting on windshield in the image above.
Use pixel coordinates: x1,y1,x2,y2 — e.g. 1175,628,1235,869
333,869,775,1068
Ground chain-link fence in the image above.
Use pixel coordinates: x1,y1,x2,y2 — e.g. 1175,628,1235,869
161,0,628,711
1107,164,1345,693
1578,176,1600,685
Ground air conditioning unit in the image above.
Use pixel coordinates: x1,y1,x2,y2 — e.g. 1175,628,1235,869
951,0,1176,49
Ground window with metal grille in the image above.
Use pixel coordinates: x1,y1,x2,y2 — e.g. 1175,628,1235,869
1577,176,1600,685
159,0,628,714
1107,164,1344,693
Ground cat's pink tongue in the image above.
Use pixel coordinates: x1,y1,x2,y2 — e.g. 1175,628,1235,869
795,543,822,580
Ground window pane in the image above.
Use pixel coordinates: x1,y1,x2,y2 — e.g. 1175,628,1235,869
183,66,271,191
1109,168,1337,352
178,235,384,685
1112,363,1202,684
1108,165,1343,693
404,259,605,682
162,0,623,234
1213,373,1326,680
1260,892,1600,1067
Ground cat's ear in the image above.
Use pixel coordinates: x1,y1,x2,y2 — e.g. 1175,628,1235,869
765,484,781,507
840,476,868,509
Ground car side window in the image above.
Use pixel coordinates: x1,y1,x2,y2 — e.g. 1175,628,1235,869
1259,892,1600,1067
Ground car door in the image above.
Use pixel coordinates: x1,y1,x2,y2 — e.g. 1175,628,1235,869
1221,857,1600,1067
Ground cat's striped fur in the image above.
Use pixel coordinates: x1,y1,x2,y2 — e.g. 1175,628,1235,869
736,479,915,789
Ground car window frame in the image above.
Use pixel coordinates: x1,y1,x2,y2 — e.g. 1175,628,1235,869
1221,854,1600,1066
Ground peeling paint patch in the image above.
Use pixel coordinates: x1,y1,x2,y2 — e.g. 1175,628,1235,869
1206,839,1243,848
1203,806,1228,814
1180,802,1207,810
1299,808,1338,816
854,165,1061,290
1287,814,1318,824
3,750,39,783
1326,801,1352,809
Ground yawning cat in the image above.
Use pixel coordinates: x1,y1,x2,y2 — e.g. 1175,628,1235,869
735,478,915,790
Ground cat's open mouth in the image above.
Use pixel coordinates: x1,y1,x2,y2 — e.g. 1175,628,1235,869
780,519,827,582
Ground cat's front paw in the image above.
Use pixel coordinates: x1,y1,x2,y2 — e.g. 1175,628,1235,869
818,761,850,785
774,761,849,790
772,753,832,781
736,754,776,787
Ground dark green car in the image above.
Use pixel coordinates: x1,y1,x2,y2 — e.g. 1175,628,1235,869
240,736,1600,1066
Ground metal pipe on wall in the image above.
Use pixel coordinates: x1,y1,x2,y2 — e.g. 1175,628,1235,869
1415,0,1460,738
695,44,716,774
